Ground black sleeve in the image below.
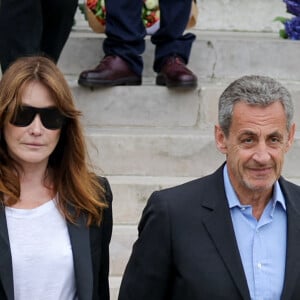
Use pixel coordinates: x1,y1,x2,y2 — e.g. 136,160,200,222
98,177,113,300
118,191,172,300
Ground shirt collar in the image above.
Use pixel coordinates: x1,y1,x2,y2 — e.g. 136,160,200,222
223,164,286,211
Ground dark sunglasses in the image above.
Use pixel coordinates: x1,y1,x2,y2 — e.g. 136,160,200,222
10,105,66,130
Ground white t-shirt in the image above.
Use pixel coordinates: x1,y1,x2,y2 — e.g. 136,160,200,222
5,200,77,300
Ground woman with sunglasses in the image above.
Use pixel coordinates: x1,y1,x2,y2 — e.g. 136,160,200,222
0,56,112,300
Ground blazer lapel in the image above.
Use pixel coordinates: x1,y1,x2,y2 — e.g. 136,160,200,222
67,213,93,300
201,168,251,300
0,207,14,300
279,178,300,300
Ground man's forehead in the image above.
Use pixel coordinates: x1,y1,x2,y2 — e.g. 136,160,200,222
232,101,286,118
236,128,283,137
230,102,288,135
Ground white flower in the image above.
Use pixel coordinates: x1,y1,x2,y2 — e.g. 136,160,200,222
144,0,159,10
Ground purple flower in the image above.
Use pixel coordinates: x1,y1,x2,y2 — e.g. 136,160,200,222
284,0,300,16
285,16,300,39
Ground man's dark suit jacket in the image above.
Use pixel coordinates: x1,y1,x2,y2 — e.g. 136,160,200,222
0,177,112,300
118,165,300,300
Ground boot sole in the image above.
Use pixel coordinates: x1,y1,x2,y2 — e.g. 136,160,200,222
156,76,197,89
78,77,142,88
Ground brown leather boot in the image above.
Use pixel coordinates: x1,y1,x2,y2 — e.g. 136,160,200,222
156,55,197,88
78,55,142,88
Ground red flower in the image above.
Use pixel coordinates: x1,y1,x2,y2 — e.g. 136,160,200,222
87,0,98,10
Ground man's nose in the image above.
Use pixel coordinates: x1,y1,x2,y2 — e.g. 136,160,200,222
252,142,271,163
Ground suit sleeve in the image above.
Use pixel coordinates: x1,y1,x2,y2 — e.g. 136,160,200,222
99,177,113,300
118,191,173,300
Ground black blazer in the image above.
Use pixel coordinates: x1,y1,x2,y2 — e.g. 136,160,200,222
119,165,300,300
0,177,113,300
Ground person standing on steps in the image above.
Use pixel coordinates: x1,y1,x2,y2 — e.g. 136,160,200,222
0,0,78,73
118,75,300,300
78,0,198,88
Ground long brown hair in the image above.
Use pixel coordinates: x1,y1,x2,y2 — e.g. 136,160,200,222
0,56,107,225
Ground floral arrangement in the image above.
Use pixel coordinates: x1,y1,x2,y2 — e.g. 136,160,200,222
86,0,106,26
142,0,160,29
275,0,300,39
82,0,160,34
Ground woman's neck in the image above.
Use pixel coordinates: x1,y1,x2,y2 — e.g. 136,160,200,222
13,167,55,209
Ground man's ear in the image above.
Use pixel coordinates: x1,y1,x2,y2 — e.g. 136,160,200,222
285,123,296,153
215,125,228,154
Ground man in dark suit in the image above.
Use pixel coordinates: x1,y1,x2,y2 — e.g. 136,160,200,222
78,0,197,88
118,75,300,300
0,0,78,73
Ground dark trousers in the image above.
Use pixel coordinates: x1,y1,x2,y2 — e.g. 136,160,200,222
103,0,196,75
0,0,78,73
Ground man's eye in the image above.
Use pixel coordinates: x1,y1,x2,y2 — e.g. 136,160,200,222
242,138,253,144
270,137,280,143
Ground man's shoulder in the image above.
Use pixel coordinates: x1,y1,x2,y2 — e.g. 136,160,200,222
278,177,300,213
279,177,300,195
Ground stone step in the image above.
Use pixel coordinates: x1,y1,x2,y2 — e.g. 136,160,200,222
108,175,196,224
70,77,300,178
195,0,289,32
60,30,300,81
75,0,289,33
70,78,300,129
110,225,137,277
87,128,300,178
88,129,221,177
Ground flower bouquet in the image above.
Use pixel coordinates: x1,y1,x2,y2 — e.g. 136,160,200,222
81,0,198,35
275,0,300,39
84,0,106,33
142,0,160,34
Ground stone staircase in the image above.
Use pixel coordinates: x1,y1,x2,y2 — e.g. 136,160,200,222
59,0,300,298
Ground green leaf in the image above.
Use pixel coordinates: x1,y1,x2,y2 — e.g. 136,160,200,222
96,0,102,11
95,10,103,17
273,16,290,24
279,29,288,39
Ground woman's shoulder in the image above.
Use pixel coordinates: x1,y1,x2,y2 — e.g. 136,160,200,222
97,176,112,204
97,175,109,187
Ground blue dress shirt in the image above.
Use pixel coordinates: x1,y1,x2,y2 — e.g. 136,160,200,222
223,164,287,300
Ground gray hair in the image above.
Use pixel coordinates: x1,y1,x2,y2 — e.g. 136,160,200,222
218,75,294,137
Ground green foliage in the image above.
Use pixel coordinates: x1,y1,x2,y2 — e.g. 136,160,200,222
274,16,289,39
279,29,288,39
273,16,289,24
